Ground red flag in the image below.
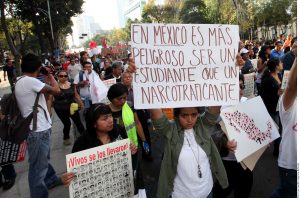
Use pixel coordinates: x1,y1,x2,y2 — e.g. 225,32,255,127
90,41,96,49
102,38,107,48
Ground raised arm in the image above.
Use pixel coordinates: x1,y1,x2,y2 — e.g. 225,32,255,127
40,74,60,95
201,106,221,127
133,112,146,142
283,58,297,111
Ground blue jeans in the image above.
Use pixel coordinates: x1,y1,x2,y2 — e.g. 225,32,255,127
271,167,297,198
27,128,58,198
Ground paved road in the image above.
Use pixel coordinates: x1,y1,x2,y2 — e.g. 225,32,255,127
0,78,279,198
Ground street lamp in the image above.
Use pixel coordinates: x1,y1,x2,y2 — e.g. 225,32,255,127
35,0,54,48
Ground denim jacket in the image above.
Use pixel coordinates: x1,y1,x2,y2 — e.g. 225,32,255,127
152,112,229,198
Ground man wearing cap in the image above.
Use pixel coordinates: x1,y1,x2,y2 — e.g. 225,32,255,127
240,48,256,74
271,41,284,59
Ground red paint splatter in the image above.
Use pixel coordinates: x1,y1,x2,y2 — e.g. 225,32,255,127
224,111,272,144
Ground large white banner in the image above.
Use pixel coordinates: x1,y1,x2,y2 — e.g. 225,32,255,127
131,24,240,109
66,139,134,198
220,97,280,162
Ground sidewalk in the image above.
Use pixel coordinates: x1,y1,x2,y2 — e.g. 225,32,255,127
0,75,279,198
0,77,71,197
0,108,71,198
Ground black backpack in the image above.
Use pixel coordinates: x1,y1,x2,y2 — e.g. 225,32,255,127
0,76,41,144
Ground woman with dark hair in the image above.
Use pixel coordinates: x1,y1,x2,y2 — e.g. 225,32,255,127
60,104,138,187
256,45,271,95
126,58,228,198
72,104,134,153
261,58,283,116
107,83,148,197
107,83,149,153
261,58,283,156
150,106,228,198
53,70,85,145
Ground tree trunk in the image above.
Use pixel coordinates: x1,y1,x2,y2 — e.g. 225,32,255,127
32,18,47,55
28,1,47,55
1,0,21,76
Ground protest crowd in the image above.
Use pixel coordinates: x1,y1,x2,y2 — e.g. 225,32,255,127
0,28,297,198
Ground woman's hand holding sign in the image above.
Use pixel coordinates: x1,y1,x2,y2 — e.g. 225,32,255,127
61,172,75,187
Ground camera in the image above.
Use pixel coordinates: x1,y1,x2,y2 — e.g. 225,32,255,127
40,66,49,75
40,66,55,75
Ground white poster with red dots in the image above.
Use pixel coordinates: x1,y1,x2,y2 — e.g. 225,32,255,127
66,139,134,198
220,96,280,162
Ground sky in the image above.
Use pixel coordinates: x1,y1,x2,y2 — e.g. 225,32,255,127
81,0,121,30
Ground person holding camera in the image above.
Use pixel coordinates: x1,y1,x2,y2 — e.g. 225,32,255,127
14,53,62,198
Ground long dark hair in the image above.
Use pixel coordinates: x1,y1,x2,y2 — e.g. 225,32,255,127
258,45,271,63
262,58,280,79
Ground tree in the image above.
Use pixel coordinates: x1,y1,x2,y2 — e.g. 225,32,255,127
11,0,84,54
179,0,210,23
124,18,140,43
1,0,21,75
142,1,180,23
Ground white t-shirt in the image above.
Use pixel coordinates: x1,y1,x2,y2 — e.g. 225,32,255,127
172,129,213,198
73,71,94,98
67,63,82,80
15,76,52,132
278,96,297,170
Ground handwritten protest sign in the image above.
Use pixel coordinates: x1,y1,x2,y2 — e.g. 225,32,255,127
281,70,290,90
131,24,240,109
220,96,280,162
101,78,117,104
243,73,255,98
66,139,134,198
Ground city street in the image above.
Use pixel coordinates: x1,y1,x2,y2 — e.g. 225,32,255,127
0,73,279,198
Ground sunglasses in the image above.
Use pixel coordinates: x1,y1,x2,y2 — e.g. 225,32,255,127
58,75,68,78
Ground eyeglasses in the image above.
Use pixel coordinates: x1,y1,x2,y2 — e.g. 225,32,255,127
240,84,245,90
58,75,68,78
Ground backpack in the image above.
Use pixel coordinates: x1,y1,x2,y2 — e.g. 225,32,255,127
0,76,41,144
79,70,83,82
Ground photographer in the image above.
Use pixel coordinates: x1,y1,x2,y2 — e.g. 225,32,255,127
14,53,62,198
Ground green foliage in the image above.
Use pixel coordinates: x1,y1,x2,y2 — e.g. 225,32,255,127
9,0,83,51
83,27,130,49
142,2,180,23
0,16,39,55
179,0,210,23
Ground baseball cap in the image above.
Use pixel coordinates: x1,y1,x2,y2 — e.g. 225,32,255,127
240,48,249,54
